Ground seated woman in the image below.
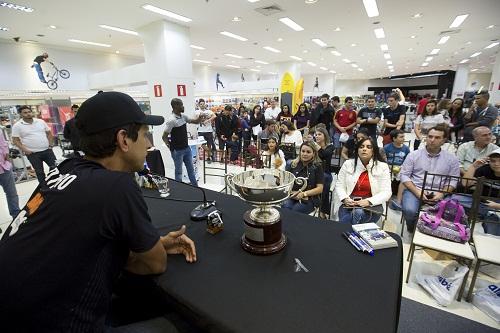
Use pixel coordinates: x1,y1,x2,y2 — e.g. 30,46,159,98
283,141,324,214
334,137,392,224
280,121,303,160
261,137,286,170
312,127,336,219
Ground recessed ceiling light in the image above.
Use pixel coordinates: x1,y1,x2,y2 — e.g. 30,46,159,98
421,62,429,66
224,53,244,59
470,52,481,57
226,64,241,68
320,66,328,70
305,0,318,3
303,50,309,54
307,62,317,67
312,38,327,47
408,48,413,51
99,24,139,36
24,40,38,44
115,50,120,54
449,14,469,29
374,28,385,39
342,58,351,63
334,27,341,32
438,36,450,44
0,2,34,12
196,53,200,56
459,59,469,63
412,13,423,18
425,56,433,61
329,70,337,74
351,43,357,47
331,50,341,56
290,55,303,61
486,25,495,29
220,31,248,41
142,4,192,23
386,60,392,64
48,25,57,29
68,39,111,47
277,38,283,42
466,41,472,45
362,0,379,18
247,0,260,3
380,44,389,51
0,26,9,31
279,17,304,31
255,60,269,64
389,69,394,72
268,71,278,75
256,65,261,68
471,68,478,72
485,42,499,49
410,35,416,39
358,68,364,71
250,68,261,72
263,46,281,53
190,45,205,50
232,16,242,22
383,53,391,59
388,65,394,69
429,48,440,55
351,63,358,68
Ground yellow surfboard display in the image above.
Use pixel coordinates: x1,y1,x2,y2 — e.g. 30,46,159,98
280,72,295,113
293,78,304,115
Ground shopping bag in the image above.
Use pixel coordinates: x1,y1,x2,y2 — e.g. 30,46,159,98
339,133,350,143
472,279,500,322
416,263,469,306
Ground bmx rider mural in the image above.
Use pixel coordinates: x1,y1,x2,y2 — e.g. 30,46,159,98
30,52,70,90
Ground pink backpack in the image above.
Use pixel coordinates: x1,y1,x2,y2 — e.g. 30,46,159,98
417,199,471,243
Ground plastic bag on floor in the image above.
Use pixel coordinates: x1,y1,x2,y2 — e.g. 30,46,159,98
472,279,500,323
416,263,469,306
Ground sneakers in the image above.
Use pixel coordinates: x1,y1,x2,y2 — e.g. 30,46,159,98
389,199,402,211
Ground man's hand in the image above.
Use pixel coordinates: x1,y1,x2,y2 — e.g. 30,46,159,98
22,148,32,155
472,158,489,169
160,225,197,263
485,200,500,209
340,127,347,133
425,191,443,203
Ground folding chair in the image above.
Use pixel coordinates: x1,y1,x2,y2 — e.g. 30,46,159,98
467,177,500,302
405,172,476,302
279,142,296,161
202,148,229,193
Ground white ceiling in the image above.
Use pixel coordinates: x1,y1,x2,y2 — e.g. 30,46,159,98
1,0,499,79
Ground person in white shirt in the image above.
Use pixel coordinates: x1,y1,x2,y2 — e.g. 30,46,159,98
413,99,445,150
280,121,303,160
261,137,285,170
264,99,281,120
11,106,56,185
456,126,499,175
196,99,216,163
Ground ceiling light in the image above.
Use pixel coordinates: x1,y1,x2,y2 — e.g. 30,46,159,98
342,58,351,63
99,24,138,36
374,28,385,39
466,41,472,45
334,27,341,32
0,26,9,31
307,62,317,67
429,48,440,55
256,65,261,68
425,57,433,61
380,44,389,51
24,40,38,44
485,42,500,49
470,52,481,57
305,0,318,4
410,35,416,39
277,38,283,42
290,55,303,61
320,66,328,70
68,39,111,47
471,68,478,72
412,13,423,18
351,64,358,68
279,17,304,31
388,65,394,69
255,60,269,64
250,69,261,72
232,16,242,22
224,53,243,59
331,50,341,56
196,53,200,56
351,43,357,47
438,36,450,44
383,53,391,59
486,25,495,29
226,64,241,68
459,59,469,64
362,0,379,18
449,14,469,29
329,70,337,74
358,68,364,71
263,46,281,53
268,71,277,75
142,4,192,22
115,50,120,54
312,38,327,47
408,48,413,51
220,31,248,41
247,0,260,2
389,69,394,72
48,25,57,29
421,62,429,66
386,60,392,65
0,2,34,12
190,44,205,50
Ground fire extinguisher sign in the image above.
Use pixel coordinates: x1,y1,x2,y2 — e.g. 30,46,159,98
177,84,186,96
153,84,162,97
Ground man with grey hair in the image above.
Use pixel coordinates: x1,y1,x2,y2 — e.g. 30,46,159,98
463,91,498,141
456,126,499,175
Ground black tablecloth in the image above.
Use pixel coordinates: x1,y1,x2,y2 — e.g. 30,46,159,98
145,181,403,333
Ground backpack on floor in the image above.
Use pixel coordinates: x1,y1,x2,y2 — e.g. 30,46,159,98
417,198,471,243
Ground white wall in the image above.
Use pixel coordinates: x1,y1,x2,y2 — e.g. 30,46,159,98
0,40,143,91
467,73,492,91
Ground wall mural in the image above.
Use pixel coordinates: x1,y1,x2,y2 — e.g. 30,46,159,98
215,72,225,91
31,52,70,90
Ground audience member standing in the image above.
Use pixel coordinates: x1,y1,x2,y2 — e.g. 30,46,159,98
417,93,430,115
276,104,293,123
413,99,445,150
357,96,382,142
311,94,335,133
293,103,310,134
63,104,81,155
264,99,281,121
0,133,20,219
250,105,266,143
11,106,56,185
196,99,216,162
463,91,498,141
312,127,335,218
215,105,238,152
332,97,357,148
382,90,406,145
447,98,465,142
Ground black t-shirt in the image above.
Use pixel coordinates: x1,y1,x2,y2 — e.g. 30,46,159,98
318,144,335,173
0,158,159,332
345,138,357,158
171,123,189,150
382,104,406,135
358,107,382,137
474,165,500,197
286,161,324,203
33,55,46,64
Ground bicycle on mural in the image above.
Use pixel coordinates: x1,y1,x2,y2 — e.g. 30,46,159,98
45,62,70,90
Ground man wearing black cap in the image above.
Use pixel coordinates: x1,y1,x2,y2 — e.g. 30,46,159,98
0,92,197,332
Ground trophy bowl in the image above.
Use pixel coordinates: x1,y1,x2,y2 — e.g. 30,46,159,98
225,169,307,255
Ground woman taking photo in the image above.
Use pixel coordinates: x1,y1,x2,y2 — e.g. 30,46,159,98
261,137,285,170
414,99,445,150
293,103,311,134
276,104,293,124
250,105,266,143
283,141,324,214
334,137,391,225
312,127,336,218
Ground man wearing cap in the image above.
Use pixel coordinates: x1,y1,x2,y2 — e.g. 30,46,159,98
0,92,197,332
163,98,203,186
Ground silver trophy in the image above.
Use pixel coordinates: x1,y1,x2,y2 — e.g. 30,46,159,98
225,169,307,255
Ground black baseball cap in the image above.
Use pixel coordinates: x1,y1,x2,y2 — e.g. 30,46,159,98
76,92,164,135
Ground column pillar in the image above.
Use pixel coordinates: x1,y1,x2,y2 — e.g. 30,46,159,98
488,51,500,104
451,64,470,99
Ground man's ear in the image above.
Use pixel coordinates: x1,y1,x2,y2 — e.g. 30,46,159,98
115,129,130,153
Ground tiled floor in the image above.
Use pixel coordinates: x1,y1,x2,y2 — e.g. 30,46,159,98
0,146,499,330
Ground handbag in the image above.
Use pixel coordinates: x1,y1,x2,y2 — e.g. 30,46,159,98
417,199,471,243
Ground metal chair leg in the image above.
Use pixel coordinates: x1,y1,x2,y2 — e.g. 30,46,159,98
405,243,416,283
457,258,472,302
466,259,481,302
400,214,405,237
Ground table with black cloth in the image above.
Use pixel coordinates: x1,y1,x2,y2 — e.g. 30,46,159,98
144,180,403,333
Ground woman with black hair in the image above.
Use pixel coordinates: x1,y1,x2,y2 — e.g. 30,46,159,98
447,98,465,142
312,126,335,218
334,137,391,224
250,105,266,143
414,99,445,150
276,104,293,123
293,103,310,134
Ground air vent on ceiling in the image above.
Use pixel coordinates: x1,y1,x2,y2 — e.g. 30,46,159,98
439,29,461,36
255,4,284,16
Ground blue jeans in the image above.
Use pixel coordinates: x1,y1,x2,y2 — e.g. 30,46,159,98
26,148,56,185
338,206,381,225
401,189,420,232
332,132,342,149
34,63,46,83
171,147,198,186
321,173,333,215
0,169,20,218
282,198,315,215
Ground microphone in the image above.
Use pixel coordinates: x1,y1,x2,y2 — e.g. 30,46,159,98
138,166,218,221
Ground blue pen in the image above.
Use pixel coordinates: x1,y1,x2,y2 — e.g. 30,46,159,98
350,232,374,256
353,231,375,254
342,232,361,251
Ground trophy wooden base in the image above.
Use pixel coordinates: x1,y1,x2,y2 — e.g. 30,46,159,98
241,210,287,255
